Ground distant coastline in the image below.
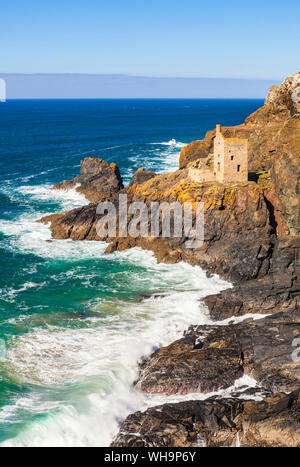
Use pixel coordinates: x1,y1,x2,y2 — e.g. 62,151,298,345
0,73,280,99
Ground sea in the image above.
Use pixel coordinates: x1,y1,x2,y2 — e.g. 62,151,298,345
0,98,263,446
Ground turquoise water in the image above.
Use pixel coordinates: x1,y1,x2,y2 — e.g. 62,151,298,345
0,99,262,446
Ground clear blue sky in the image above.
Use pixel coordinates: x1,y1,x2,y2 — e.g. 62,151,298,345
1,0,299,79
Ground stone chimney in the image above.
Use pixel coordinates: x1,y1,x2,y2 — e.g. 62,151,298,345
216,124,222,135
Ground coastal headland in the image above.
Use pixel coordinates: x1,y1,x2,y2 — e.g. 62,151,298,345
39,71,300,447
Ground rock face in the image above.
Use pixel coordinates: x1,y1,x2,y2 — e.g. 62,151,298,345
39,71,300,447
179,132,216,169
111,391,300,447
204,236,300,320
180,70,300,171
136,306,300,396
265,71,300,116
53,157,124,203
128,167,157,187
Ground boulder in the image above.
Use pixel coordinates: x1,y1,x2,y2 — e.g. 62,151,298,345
128,168,157,187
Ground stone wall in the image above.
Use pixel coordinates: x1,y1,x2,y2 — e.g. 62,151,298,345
214,133,248,183
223,139,248,183
214,133,225,182
188,167,214,183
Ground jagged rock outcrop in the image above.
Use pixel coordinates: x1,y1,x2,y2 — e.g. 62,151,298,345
53,157,124,203
111,390,300,447
136,306,300,396
265,71,300,116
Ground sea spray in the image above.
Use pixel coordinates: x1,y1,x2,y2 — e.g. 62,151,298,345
0,98,263,446
1,252,230,447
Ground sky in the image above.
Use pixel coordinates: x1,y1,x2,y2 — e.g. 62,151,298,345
0,0,299,97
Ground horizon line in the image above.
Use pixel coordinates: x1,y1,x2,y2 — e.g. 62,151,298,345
0,72,279,81
3,97,265,101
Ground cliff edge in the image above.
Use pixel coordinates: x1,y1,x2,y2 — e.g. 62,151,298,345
38,71,300,447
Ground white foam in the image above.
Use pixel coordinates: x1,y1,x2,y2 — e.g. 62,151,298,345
0,183,87,221
0,177,260,448
0,282,44,303
124,141,187,181
1,256,230,447
146,142,186,174
215,312,270,325
17,184,87,211
150,140,186,149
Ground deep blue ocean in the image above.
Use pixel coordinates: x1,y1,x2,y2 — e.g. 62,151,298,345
0,99,263,446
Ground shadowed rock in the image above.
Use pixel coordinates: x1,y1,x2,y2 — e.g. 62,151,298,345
111,390,300,447
135,306,300,396
128,167,157,187
204,236,300,320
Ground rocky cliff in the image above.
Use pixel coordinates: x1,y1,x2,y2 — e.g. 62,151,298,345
53,157,124,203
39,71,300,447
137,306,300,396
180,71,300,237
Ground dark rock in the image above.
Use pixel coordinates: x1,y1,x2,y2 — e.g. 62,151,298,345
53,157,124,203
38,204,101,240
111,391,300,447
136,306,300,395
204,237,300,320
